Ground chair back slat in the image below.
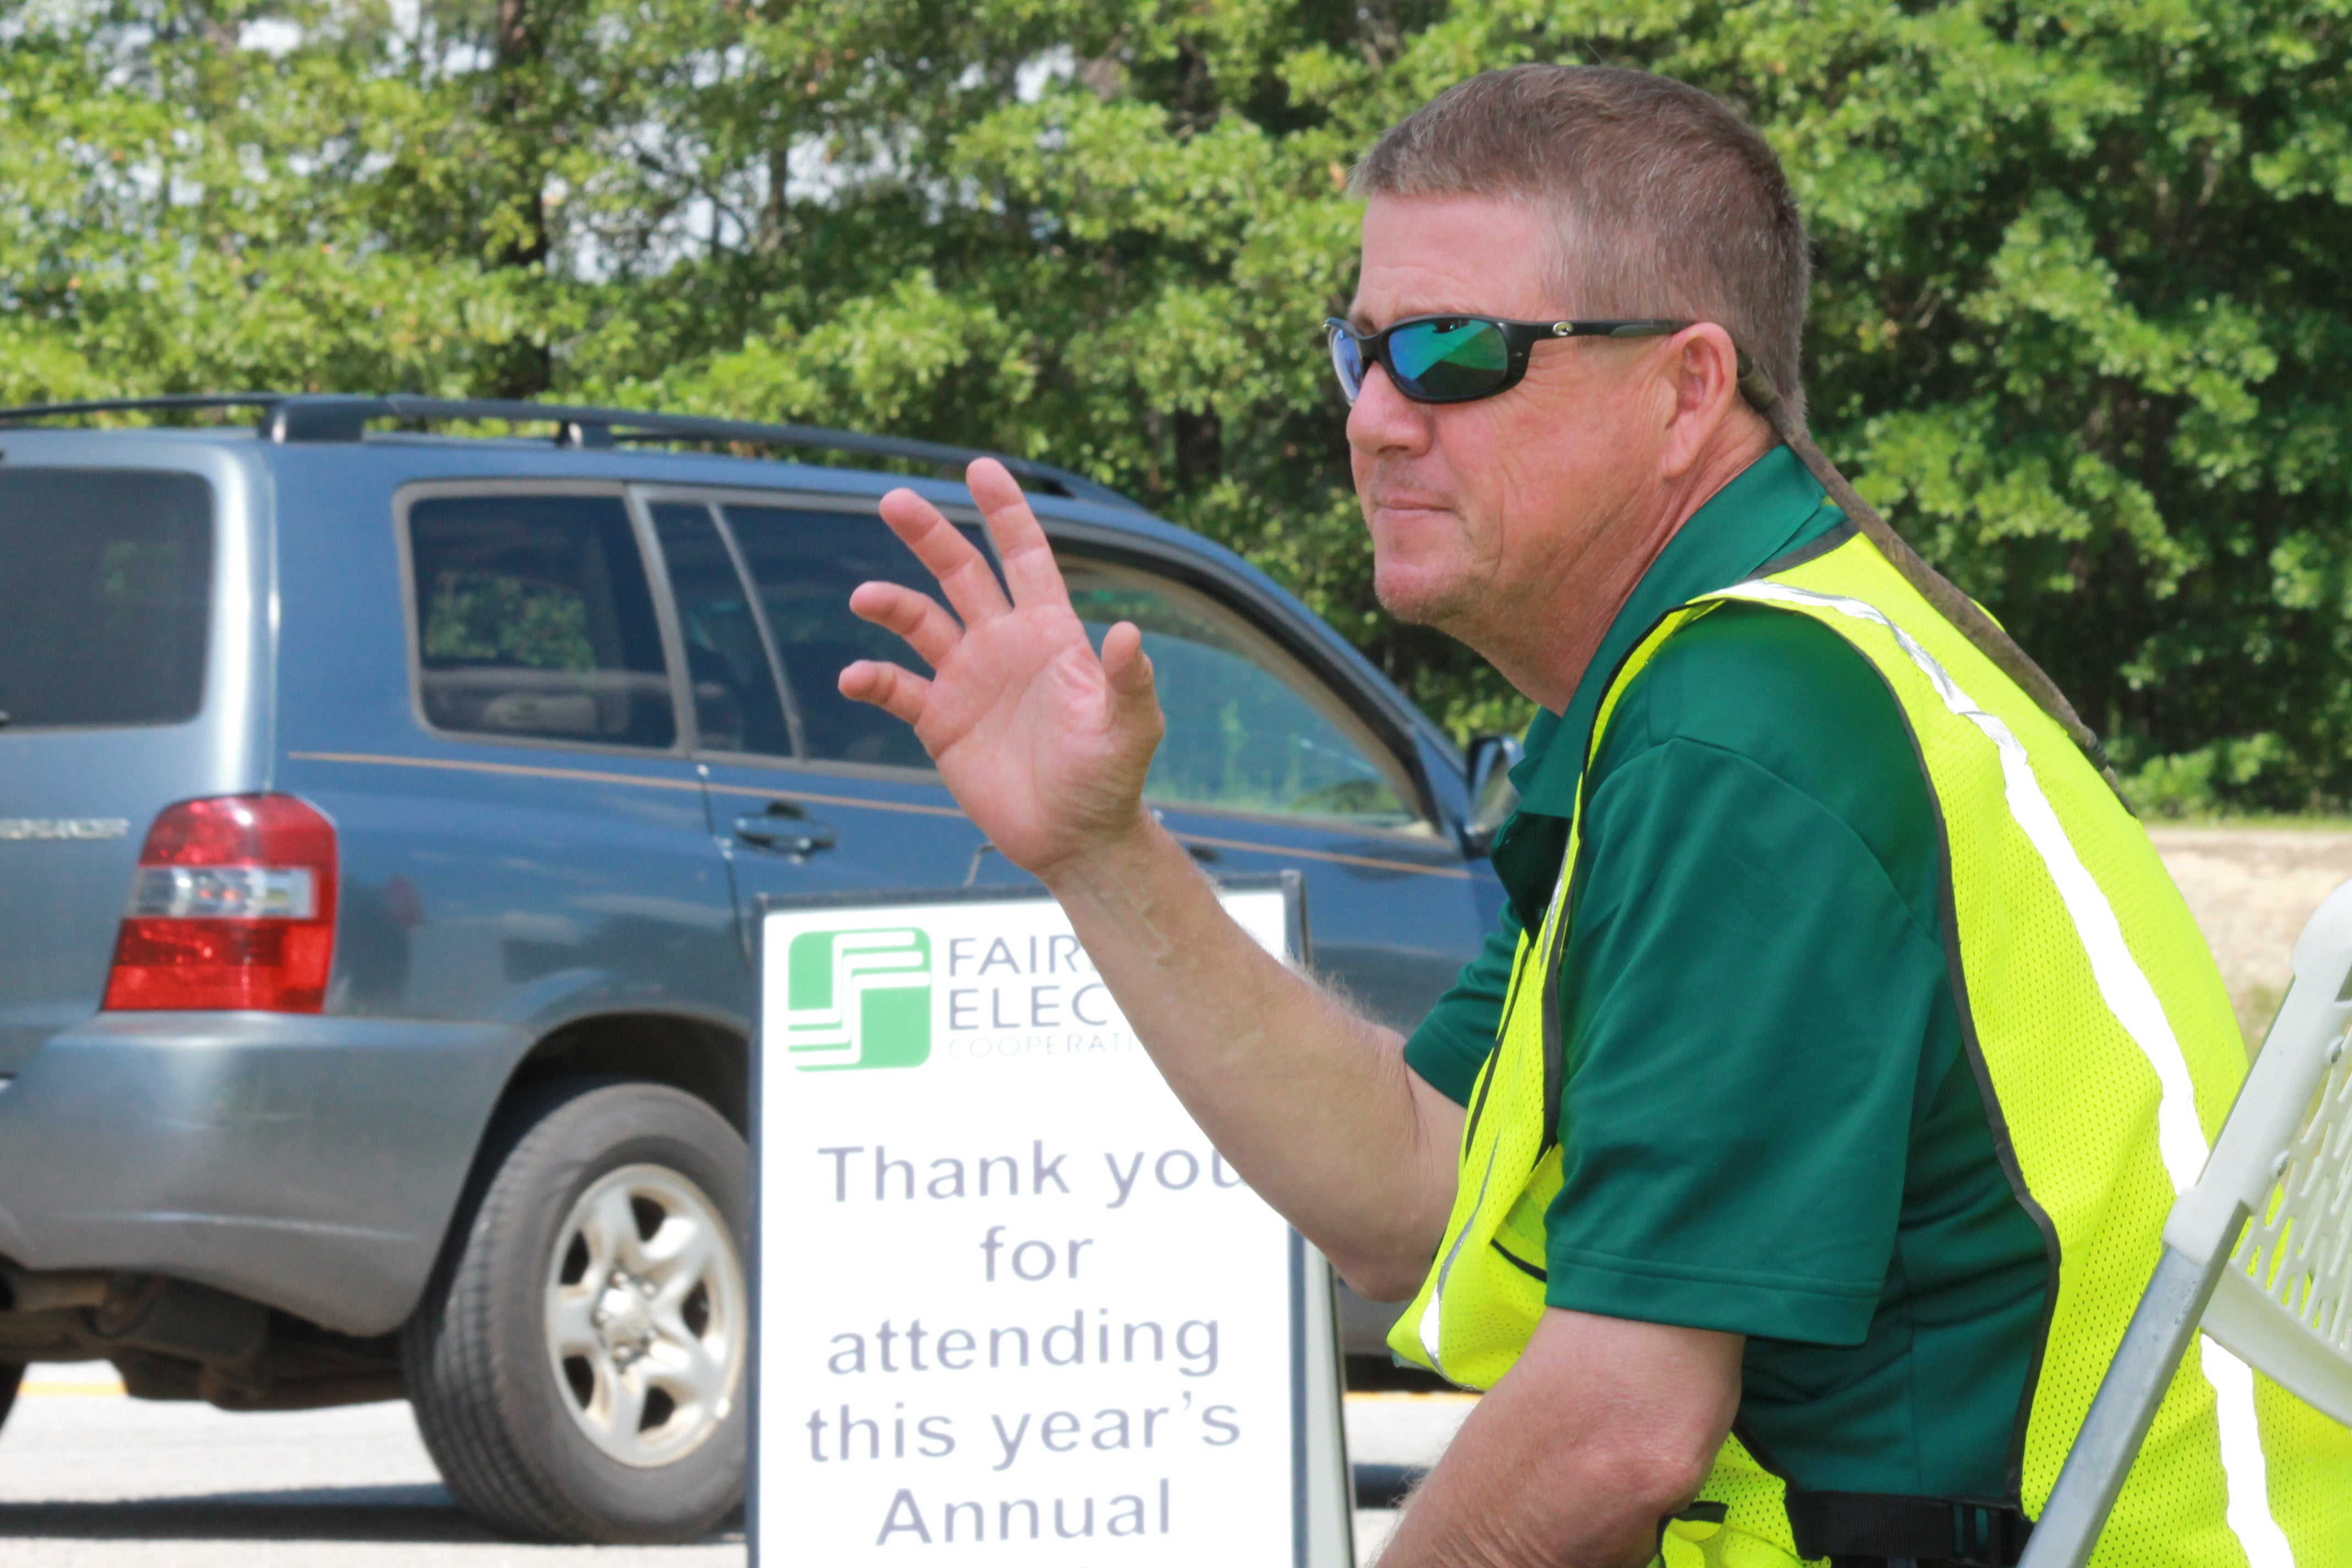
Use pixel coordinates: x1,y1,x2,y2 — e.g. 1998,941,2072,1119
2204,1034,2352,1420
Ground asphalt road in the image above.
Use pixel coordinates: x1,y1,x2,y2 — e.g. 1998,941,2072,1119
0,1364,743,1567
0,1365,1472,1566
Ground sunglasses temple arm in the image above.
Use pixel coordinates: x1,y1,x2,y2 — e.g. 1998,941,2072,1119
1736,368,2125,801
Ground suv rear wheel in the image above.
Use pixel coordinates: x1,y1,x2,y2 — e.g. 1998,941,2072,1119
402,1079,749,1542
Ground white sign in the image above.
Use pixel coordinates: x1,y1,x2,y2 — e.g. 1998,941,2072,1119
752,879,1349,1568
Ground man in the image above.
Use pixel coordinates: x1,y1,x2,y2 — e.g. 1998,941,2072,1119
839,66,2345,1568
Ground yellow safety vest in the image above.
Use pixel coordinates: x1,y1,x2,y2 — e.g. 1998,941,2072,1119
1389,531,2352,1565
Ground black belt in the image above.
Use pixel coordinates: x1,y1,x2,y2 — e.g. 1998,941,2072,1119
1785,1490,2032,1568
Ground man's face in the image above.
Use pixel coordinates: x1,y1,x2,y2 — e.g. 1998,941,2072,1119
1347,194,1664,641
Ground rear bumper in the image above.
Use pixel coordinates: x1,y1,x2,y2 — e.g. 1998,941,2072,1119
0,1011,526,1336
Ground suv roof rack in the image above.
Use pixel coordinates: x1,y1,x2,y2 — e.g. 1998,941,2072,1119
0,393,1141,511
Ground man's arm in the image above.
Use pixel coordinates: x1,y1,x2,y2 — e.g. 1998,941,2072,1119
1040,819,1465,1297
1378,1309,1744,1568
839,460,1461,1297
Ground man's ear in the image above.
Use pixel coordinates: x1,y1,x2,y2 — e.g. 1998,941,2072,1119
1657,322,1747,479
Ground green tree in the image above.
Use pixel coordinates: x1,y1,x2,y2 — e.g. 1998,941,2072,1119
4,0,2348,812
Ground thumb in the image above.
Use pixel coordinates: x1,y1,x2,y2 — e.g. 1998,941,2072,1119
1101,622,1162,744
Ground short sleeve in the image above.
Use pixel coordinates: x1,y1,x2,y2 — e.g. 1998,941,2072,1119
1539,611,1951,1346
1403,901,1522,1106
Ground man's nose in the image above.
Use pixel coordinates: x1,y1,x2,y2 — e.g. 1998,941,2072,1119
1347,364,1434,456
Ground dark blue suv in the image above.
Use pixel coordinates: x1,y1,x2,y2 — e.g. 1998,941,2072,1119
0,395,1509,1542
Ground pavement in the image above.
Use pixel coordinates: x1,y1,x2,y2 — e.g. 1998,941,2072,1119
1343,1389,1477,1561
0,1364,743,1566
0,1364,1474,1565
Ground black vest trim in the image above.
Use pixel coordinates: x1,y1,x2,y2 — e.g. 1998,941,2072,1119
1488,1239,1547,1283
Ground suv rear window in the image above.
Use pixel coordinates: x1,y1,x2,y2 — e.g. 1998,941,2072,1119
0,469,214,730
407,492,677,750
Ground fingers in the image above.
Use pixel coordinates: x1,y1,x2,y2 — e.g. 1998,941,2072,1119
967,459,1072,611
838,659,932,728
879,484,1011,625
848,581,961,670
1100,620,1162,743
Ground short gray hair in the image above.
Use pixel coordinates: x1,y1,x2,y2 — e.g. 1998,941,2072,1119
1352,64,1810,423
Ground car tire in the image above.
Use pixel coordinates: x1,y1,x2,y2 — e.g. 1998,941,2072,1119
0,1362,20,1430
401,1078,749,1543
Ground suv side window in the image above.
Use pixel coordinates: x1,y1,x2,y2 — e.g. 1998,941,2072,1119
406,492,677,750
1058,554,1426,832
649,502,794,757
0,469,213,729
721,504,974,773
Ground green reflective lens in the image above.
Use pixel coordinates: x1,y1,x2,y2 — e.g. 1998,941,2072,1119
1327,324,1367,402
1388,319,1510,400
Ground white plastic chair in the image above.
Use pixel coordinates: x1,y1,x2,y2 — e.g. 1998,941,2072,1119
2019,880,2352,1567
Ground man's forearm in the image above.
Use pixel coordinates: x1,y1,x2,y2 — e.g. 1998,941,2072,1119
1043,813,1461,1295
1375,1310,1743,1568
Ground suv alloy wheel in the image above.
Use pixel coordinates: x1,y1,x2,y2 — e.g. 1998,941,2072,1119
544,1161,745,1468
402,1079,749,1542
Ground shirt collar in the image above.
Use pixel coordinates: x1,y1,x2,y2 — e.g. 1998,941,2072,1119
1505,434,1834,818
1506,443,1843,821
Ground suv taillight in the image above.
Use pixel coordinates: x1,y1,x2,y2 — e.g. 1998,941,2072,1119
102,794,339,1013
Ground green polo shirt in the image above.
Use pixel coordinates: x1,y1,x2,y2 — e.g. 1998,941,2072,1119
1404,446,2049,1500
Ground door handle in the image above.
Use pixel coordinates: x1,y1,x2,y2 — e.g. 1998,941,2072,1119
733,805,837,858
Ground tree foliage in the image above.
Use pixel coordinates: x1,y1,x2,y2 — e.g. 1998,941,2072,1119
4,0,2348,811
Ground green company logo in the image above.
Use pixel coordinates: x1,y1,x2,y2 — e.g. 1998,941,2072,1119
780,928,933,1070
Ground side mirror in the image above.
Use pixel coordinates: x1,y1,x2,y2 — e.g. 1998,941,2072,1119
1461,733,1525,857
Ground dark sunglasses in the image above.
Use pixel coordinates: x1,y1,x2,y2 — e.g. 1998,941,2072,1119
1324,314,1689,405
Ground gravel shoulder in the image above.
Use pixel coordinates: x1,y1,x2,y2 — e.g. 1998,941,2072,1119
2148,826,2352,1046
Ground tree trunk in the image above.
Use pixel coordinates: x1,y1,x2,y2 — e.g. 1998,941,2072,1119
488,0,553,399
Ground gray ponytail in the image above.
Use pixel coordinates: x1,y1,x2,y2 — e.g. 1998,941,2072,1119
1735,365,2127,801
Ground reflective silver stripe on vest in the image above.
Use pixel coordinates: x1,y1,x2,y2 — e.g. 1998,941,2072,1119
2204,1340,2296,1566
1715,580,2207,1184
1714,578,2292,1565
1419,1137,1504,1386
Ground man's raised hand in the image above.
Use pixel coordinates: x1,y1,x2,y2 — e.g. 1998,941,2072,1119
837,459,1165,881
